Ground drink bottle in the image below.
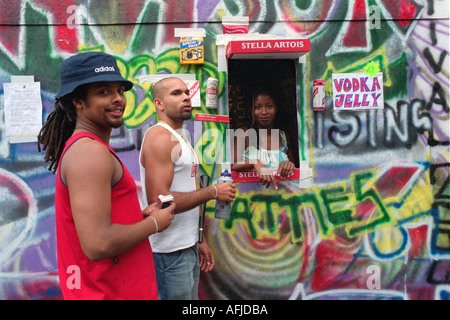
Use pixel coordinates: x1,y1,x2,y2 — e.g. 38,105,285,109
214,170,233,219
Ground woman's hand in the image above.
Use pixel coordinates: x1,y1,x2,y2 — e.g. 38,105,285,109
276,160,295,179
253,160,278,189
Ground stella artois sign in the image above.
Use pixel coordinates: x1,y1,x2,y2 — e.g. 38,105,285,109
226,39,310,59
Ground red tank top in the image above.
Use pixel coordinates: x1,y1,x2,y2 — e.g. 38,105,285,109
55,132,157,300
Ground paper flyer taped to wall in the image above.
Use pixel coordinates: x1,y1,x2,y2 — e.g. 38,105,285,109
3,81,43,143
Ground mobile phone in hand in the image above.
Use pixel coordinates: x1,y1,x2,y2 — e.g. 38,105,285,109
157,194,174,209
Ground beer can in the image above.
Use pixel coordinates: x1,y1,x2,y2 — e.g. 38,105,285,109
313,80,325,111
206,77,219,109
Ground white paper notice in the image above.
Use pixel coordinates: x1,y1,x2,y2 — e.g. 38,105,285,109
3,82,43,143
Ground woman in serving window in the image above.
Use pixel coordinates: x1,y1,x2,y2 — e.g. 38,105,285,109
232,91,295,189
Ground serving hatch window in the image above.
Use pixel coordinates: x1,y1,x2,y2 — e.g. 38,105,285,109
227,58,300,168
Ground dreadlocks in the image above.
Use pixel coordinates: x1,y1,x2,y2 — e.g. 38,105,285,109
37,85,86,173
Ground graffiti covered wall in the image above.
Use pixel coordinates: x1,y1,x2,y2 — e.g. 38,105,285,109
0,0,448,300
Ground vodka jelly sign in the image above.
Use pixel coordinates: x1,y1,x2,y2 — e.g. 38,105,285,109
332,72,384,110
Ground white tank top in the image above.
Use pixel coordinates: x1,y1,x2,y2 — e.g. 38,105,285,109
139,122,200,253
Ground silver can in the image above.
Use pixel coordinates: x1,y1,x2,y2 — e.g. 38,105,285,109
206,77,219,109
313,80,325,111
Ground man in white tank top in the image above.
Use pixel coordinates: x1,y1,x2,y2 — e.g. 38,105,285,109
139,77,236,300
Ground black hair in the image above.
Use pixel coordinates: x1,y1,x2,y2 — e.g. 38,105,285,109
37,85,88,173
250,91,279,149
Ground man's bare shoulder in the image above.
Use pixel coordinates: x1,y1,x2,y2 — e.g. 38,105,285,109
61,136,115,181
65,136,109,159
142,125,179,154
146,125,171,137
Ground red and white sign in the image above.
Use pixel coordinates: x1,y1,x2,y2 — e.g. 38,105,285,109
186,80,200,107
226,39,310,59
195,113,230,123
231,168,300,182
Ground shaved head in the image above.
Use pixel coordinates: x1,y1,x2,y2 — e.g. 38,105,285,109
151,77,192,123
153,77,184,100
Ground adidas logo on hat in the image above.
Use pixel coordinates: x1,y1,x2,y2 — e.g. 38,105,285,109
56,52,133,99
94,66,116,73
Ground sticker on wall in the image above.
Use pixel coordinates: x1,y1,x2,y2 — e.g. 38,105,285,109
195,114,229,123
332,72,384,110
222,16,249,34
180,36,204,65
186,79,201,107
174,28,206,65
364,61,381,77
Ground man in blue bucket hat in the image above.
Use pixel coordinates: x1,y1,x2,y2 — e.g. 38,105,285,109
38,52,174,299
55,51,133,99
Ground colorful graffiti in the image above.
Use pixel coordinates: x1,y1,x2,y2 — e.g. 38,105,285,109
0,0,448,300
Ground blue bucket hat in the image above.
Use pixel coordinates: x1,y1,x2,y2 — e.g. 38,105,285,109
55,52,133,99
